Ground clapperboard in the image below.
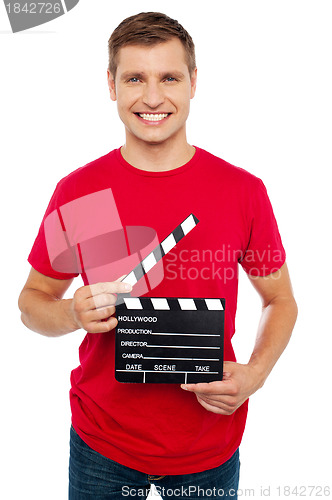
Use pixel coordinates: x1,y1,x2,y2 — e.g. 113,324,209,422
115,297,224,384
115,214,225,383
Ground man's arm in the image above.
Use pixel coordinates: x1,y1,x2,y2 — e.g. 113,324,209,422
180,262,298,414
18,268,132,337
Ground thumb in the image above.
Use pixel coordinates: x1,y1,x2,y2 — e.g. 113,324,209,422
223,361,235,380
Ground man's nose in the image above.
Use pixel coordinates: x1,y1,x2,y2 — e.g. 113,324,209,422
142,82,165,108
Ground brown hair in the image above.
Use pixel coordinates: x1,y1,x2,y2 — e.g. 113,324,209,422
108,12,196,78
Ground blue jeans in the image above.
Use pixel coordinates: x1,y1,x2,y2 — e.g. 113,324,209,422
69,426,240,499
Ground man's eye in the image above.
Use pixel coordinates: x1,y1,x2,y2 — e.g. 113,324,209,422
128,77,140,83
165,77,176,82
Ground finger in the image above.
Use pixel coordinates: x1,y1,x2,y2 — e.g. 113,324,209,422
197,393,237,410
196,396,233,415
88,281,132,298
85,293,117,310
86,315,118,334
85,305,116,322
181,382,214,393
181,380,232,395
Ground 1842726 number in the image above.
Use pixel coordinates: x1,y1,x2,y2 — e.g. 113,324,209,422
277,486,331,496
5,3,62,14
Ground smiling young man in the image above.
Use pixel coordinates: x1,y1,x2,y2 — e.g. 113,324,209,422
18,12,297,500
108,36,197,171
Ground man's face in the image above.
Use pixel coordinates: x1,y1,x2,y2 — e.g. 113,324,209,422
107,38,197,147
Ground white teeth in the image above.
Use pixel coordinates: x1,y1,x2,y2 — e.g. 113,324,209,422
138,113,169,121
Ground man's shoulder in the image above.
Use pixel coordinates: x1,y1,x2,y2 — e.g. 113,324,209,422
47,148,121,206
198,147,263,188
57,148,119,189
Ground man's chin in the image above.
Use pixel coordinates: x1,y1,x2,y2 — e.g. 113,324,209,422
135,134,170,147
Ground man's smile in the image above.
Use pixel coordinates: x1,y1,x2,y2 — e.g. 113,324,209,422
135,112,171,123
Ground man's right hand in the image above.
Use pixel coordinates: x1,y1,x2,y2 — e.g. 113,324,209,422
71,281,132,334
18,268,133,337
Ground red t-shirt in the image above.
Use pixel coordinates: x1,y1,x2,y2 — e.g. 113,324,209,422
28,146,285,474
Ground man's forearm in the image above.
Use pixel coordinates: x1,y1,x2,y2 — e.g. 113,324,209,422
248,295,298,388
19,288,78,337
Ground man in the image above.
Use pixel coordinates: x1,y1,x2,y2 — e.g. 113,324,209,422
18,11,297,500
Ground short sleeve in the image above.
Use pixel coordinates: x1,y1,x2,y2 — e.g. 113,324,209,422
239,179,286,276
28,181,80,280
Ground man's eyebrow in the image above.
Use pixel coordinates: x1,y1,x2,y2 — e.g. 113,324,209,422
120,71,186,81
162,71,186,80
120,72,144,81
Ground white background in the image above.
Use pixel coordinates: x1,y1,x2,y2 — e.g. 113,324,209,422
1,0,331,498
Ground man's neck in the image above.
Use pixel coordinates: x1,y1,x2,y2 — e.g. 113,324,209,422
120,139,195,172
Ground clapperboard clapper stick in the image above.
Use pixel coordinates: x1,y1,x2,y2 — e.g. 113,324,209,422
118,213,200,292
114,213,225,384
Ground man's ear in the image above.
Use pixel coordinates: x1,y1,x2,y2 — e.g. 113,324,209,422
107,70,117,101
190,68,198,99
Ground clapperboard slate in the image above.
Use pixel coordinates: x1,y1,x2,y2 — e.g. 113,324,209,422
115,297,225,383
114,213,225,383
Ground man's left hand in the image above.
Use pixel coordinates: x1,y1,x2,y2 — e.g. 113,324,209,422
180,361,263,415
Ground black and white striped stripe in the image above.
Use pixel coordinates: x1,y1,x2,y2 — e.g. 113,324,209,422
120,213,199,288
117,297,224,311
